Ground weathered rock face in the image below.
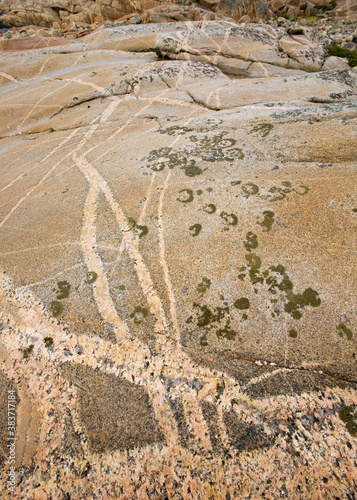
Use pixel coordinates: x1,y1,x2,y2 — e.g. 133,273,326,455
1,0,356,29
0,20,356,499
0,0,182,28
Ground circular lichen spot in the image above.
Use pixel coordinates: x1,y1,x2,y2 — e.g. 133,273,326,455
184,164,203,177
50,300,63,318
234,298,250,310
177,189,194,203
289,329,298,338
241,182,259,196
85,271,98,284
130,306,149,325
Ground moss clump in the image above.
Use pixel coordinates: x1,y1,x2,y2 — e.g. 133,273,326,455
339,406,357,436
44,337,54,348
289,329,298,338
23,345,34,359
234,298,250,310
328,46,357,67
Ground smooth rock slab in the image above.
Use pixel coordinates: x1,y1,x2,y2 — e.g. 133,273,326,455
0,20,356,500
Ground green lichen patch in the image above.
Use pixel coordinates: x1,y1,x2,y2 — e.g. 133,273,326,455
85,271,98,284
177,189,194,203
203,204,217,214
124,218,149,238
50,300,63,318
184,163,204,177
188,302,237,343
293,185,310,196
145,131,244,176
56,281,71,299
289,329,298,338
257,210,275,232
336,323,353,340
242,182,259,197
284,288,321,319
158,125,194,136
244,232,258,252
23,345,34,359
339,406,357,436
250,123,274,137
237,181,309,202
44,337,54,348
234,298,250,310
136,224,149,238
189,224,202,237
130,306,149,325
239,233,321,322
197,278,212,297
200,336,208,347
216,327,237,340
220,211,238,227
328,46,357,67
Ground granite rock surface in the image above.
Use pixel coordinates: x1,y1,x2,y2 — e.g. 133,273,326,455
0,19,356,499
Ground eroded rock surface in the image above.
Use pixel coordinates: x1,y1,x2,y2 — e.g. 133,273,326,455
0,19,356,499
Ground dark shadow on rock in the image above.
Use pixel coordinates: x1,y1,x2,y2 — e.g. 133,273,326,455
61,364,165,453
223,410,274,453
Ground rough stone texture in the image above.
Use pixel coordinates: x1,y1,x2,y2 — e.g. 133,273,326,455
1,0,355,28
0,19,356,499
